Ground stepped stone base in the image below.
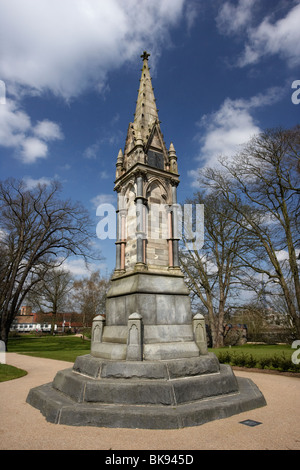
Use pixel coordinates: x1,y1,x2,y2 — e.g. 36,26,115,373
95,270,208,361
26,354,266,429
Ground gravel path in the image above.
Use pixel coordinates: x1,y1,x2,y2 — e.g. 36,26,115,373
1,353,299,450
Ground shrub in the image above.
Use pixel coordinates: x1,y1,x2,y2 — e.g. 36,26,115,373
214,347,300,373
272,353,300,372
245,354,257,368
216,351,232,364
258,356,272,369
233,352,247,367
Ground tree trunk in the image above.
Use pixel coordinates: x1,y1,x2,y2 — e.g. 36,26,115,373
205,297,225,348
1,323,9,351
211,319,224,348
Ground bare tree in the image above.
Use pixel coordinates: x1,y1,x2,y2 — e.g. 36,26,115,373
0,178,99,348
232,303,266,342
199,126,300,336
180,190,253,347
27,268,74,333
72,271,110,327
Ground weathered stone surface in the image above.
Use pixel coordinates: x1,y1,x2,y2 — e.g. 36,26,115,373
52,368,85,402
73,354,220,380
26,373,266,429
100,360,168,380
51,360,239,407
106,291,191,327
84,379,174,405
172,365,238,404
73,354,102,378
102,326,128,344
166,354,219,378
143,324,194,343
143,341,200,360
91,342,127,360
107,271,189,298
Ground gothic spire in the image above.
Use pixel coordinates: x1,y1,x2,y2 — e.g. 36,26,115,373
120,51,169,172
134,51,159,142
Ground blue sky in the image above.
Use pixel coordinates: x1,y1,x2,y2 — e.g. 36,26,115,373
0,0,299,277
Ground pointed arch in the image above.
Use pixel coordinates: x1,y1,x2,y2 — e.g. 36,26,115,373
146,178,168,204
123,181,136,203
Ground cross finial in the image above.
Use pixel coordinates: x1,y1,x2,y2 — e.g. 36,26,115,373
141,51,150,61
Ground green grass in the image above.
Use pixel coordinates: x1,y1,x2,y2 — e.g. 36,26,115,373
7,334,90,362
0,364,27,382
209,344,300,373
6,335,300,373
210,343,293,358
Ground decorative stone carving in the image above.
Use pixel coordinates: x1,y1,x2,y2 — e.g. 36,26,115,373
91,315,105,343
192,314,208,355
126,313,143,361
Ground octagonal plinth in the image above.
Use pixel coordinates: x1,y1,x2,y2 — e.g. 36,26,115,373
26,354,266,429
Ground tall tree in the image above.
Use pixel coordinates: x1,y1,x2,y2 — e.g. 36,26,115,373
72,271,110,327
180,190,252,347
27,268,74,333
0,178,99,347
199,126,300,336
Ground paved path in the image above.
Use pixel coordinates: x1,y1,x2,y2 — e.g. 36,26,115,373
1,353,299,450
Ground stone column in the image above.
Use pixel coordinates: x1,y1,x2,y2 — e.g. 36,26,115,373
135,173,146,265
115,191,121,271
120,209,126,271
192,314,208,355
115,190,126,272
167,207,173,267
171,181,180,267
126,313,143,361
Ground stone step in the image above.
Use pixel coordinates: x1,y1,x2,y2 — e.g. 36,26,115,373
73,353,220,379
26,376,266,429
51,364,239,406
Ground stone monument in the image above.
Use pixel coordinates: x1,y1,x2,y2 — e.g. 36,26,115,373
27,52,266,429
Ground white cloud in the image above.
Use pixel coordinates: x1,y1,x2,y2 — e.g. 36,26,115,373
34,120,64,141
83,129,123,160
61,257,107,278
189,86,285,184
100,171,110,180
91,194,116,209
0,99,64,163
0,0,186,101
21,138,48,163
237,3,300,67
0,99,30,147
23,176,53,189
184,0,204,32
275,250,289,262
216,2,300,69
216,0,256,35
0,1,189,165
84,142,99,160
59,164,71,171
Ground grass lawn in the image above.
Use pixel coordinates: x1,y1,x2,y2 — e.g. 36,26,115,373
7,334,90,362
6,335,299,372
210,343,294,359
0,364,27,382
210,343,300,372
